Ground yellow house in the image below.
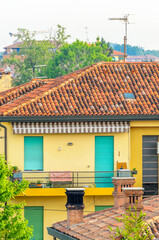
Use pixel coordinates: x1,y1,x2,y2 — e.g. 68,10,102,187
0,62,159,240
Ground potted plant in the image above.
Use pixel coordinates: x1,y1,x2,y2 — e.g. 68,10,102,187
36,180,42,187
12,166,18,173
12,166,22,182
46,181,52,188
132,168,137,175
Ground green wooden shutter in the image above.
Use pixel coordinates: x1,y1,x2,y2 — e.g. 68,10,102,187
95,136,114,187
95,206,113,211
24,206,43,240
24,137,43,170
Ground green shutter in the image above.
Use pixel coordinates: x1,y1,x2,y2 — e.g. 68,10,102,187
24,137,43,170
95,136,114,187
95,206,113,211
24,206,43,240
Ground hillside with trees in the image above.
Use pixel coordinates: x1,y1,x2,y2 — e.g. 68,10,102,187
111,43,159,57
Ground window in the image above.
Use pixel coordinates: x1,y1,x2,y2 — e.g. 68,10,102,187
123,93,135,99
24,136,43,170
24,206,43,240
95,206,113,211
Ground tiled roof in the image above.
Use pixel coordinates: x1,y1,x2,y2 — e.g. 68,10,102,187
0,62,159,117
4,40,55,49
4,42,23,49
51,195,159,240
112,50,125,56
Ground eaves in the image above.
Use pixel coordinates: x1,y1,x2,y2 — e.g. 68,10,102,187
0,115,159,123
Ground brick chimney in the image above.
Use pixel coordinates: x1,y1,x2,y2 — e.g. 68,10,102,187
65,188,85,227
122,187,144,211
112,177,136,208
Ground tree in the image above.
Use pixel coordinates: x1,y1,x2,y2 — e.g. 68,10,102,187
109,208,154,240
47,38,112,78
53,24,71,48
4,26,71,86
3,28,55,86
0,154,33,240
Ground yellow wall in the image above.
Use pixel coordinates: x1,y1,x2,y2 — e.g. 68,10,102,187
0,73,12,92
130,121,159,187
14,195,111,240
0,123,129,172
0,122,129,240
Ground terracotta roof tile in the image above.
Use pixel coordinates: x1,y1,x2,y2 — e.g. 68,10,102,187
50,195,159,240
112,50,125,56
0,62,159,117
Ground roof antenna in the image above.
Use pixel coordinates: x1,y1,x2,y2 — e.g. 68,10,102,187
109,14,133,62
84,26,89,43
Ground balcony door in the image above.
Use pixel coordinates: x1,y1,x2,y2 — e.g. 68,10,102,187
95,136,114,187
24,136,43,171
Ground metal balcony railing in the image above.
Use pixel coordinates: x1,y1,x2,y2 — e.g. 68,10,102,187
12,170,133,188
12,171,115,188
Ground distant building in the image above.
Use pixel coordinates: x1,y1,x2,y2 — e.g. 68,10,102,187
126,54,159,62
111,50,125,61
0,68,12,92
3,40,56,59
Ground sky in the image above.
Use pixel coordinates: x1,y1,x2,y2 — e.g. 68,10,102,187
1,0,159,52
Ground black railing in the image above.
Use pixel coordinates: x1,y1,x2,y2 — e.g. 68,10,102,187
12,170,133,188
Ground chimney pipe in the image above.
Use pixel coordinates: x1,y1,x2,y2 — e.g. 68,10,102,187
122,187,144,212
65,188,85,227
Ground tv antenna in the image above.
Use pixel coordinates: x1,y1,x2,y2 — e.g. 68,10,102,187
109,14,131,62
84,26,89,43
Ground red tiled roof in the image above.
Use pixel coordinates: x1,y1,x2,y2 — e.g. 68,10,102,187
4,40,55,49
112,50,125,56
0,62,159,117
51,195,159,240
4,42,23,49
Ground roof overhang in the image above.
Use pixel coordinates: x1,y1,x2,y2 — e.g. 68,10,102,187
0,115,159,122
47,227,76,240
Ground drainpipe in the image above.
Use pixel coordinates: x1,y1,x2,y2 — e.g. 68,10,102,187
0,123,7,162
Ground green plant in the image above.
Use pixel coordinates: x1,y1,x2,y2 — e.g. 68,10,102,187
89,183,96,188
0,154,33,239
36,180,42,184
46,181,52,187
12,166,18,172
109,207,154,240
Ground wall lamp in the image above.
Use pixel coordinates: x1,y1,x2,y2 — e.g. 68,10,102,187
68,143,73,146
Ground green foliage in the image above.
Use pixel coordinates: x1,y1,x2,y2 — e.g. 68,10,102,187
109,208,154,240
53,24,71,48
0,154,33,240
47,38,112,78
111,42,159,57
3,28,55,86
3,26,71,86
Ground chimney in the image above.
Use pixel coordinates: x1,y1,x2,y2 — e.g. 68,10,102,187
122,187,144,211
65,188,85,227
112,175,136,208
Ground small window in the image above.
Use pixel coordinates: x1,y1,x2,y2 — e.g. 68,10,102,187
123,93,135,99
95,206,113,211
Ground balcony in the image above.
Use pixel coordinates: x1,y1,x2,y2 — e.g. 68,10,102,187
12,170,133,189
